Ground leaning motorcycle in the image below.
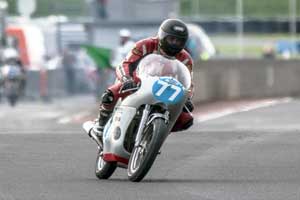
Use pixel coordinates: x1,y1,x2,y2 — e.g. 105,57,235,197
83,54,191,182
1,65,22,106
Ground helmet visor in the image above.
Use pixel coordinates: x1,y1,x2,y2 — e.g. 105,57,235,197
158,29,188,56
165,35,186,49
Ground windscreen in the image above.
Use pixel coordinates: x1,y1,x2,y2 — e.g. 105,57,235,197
137,54,191,88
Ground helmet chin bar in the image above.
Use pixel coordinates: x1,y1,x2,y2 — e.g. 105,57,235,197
158,47,174,59
159,41,182,57
164,48,180,57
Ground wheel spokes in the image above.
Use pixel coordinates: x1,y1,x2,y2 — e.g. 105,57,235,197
130,125,153,173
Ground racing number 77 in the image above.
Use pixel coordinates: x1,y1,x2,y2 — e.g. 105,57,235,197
155,80,181,101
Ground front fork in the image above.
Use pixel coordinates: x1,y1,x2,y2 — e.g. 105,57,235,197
134,104,169,147
134,104,151,147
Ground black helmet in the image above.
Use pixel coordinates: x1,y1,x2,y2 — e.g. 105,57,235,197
158,19,189,56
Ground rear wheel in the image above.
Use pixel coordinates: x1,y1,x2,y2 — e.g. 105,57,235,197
127,118,168,182
95,150,117,179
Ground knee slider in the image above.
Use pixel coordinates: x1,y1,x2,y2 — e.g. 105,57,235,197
101,90,114,105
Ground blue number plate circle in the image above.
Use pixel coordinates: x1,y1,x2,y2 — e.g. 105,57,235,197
152,77,185,104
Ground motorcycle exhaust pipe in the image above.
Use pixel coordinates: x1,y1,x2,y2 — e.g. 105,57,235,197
83,121,102,149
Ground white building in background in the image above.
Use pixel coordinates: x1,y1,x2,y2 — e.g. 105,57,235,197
5,19,46,70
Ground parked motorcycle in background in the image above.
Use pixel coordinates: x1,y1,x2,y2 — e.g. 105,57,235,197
83,54,192,182
0,64,23,106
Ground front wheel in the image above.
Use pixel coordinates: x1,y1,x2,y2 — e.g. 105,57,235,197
95,150,117,179
127,118,168,182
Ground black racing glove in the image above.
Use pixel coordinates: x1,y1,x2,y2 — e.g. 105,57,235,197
183,98,194,113
121,76,137,92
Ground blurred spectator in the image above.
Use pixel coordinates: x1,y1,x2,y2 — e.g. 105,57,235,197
185,24,216,62
97,0,108,19
262,43,276,59
276,40,298,60
62,47,76,95
281,50,291,60
111,29,135,68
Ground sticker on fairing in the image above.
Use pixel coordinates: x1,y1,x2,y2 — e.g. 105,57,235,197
152,77,185,104
103,111,122,140
103,118,112,140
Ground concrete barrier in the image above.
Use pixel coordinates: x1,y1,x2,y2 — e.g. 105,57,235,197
193,59,300,103
24,59,300,102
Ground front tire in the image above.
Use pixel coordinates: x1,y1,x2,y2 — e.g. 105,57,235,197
127,118,168,182
95,150,117,179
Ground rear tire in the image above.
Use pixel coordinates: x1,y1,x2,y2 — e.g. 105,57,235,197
127,118,168,182
95,150,117,179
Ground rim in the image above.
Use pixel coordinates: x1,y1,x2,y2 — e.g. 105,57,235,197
129,125,153,174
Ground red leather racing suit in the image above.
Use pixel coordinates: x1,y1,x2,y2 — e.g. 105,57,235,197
103,37,194,132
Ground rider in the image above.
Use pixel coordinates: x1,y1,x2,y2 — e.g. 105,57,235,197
90,18,195,139
1,48,26,96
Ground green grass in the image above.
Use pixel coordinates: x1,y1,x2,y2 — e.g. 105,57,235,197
214,33,300,40
212,33,300,58
216,45,262,56
180,0,300,18
6,0,300,18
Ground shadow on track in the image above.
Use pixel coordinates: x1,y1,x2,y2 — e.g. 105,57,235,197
97,178,300,184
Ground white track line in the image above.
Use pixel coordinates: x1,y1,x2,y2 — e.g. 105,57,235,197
57,98,292,124
57,111,91,124
196,98,292,123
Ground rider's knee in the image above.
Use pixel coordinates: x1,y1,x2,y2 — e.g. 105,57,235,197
181,117,193,130
101,90,114,105
171,112,194,132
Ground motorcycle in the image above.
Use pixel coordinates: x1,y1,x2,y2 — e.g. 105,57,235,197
83,54,192,182
1,65,22,106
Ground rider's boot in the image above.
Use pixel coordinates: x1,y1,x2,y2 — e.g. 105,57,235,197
89,89,115,146
89,108,112,143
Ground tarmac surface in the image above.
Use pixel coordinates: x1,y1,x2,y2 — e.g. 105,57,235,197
0,96,300,200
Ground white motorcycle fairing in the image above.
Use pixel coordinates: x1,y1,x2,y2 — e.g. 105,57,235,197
102,76,188,165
